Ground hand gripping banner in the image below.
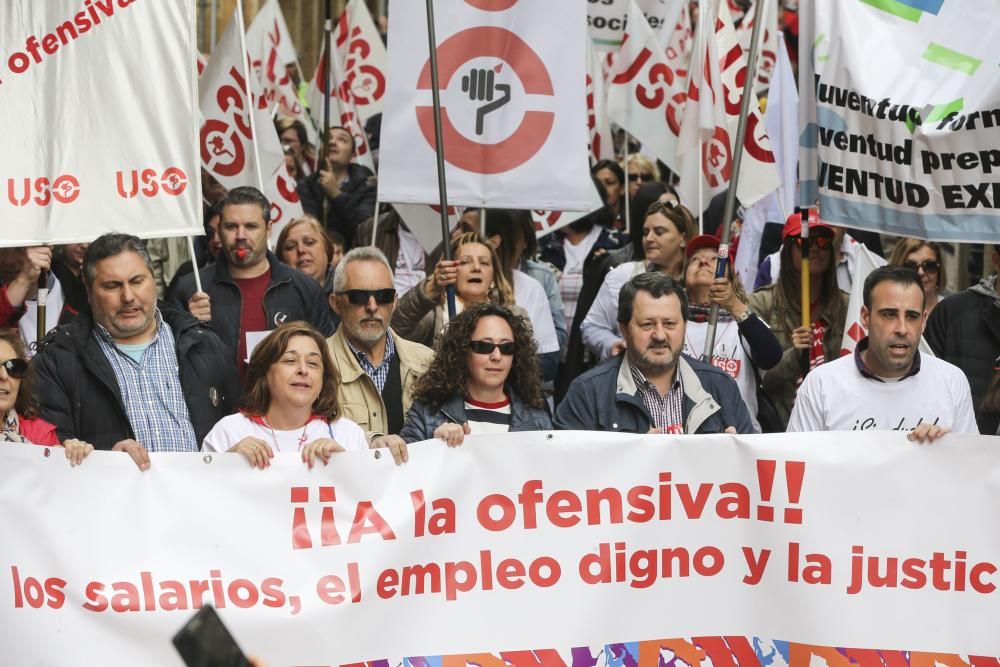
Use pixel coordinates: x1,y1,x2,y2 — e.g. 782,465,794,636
2,432,1000,664
0,0,202,245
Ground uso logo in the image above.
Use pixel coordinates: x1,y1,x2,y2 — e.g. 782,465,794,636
7,175,80,207
116,168,189,199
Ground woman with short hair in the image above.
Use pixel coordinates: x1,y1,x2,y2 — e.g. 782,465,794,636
276,215,336,295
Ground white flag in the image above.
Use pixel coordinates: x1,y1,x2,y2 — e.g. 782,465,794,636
334,0,389,122
379,0,592,210
676,0,779,213
734,0,780,90
307,44,376,172
246,0,317,144
606,1,686,171
586,43,615,164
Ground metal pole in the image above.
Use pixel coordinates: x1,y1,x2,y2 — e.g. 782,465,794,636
210,0,218,50
186,236,204,294
371,200,381,247
622,136,631,235
799,207,811,373
35,269,48,346
696,0,704,229
424,0,457,319
701,0,766,362
322,1,333,229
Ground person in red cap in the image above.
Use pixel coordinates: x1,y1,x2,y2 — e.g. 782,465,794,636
682,235,783,432
747,210,849,428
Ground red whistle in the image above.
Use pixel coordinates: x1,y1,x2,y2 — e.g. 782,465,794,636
235,248,248,260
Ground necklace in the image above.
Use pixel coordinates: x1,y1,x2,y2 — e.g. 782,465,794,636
261,415,310,452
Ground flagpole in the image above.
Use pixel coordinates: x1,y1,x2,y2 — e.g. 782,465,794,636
35,268,47,346
696,0,705,231
371,200,381,247
210,0,218,50
701,0,766,363
322,0,333,228
423,0,457,319
622,134,631,234
186,236,204,294
235,0,265,195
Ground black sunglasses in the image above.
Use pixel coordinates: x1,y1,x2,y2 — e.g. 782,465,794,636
0,358,28,379
337,288,396,305
903,259,940,273
628,172,654,182
793,235,833,250
468,340,516,356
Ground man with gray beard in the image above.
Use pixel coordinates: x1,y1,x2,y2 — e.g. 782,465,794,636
327,247,433,462
555,272,753,434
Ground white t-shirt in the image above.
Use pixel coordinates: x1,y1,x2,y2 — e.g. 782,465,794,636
786,352,979,434
561,226,603,324
512,269,560,354
683,320,760,433
394,227,427,297
581,260,645,360
202,412,368,453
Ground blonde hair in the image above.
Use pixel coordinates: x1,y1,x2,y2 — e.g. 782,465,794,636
451,232,513,306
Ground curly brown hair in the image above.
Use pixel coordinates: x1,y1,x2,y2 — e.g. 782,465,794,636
241,322,341,421
411,303,546,411
0,329,39,418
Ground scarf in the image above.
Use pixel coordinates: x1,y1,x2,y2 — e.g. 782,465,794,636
1,409,28,444
688,303,735,324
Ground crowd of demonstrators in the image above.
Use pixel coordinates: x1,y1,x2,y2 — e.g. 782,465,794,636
788,266,978,439
887,238,947,317
298,126,376,250
400,302,552,446
167,186,336,377
581,200,695,361
202,321,366,468
747,212,848,428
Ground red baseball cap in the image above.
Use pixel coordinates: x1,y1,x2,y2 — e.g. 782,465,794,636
686,234,721,259
782,209,834,240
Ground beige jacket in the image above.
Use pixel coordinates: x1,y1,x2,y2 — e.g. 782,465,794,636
327,327,434,440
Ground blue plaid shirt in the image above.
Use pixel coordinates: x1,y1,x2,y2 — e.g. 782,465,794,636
93,310,198,452
347,333,395,393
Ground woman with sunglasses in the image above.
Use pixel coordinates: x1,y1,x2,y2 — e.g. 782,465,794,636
393,232,528,349
888,238,947,317
400,303,551,445
0,330,94,462
580,200,695,360
202,322,366,468
747,210,849,429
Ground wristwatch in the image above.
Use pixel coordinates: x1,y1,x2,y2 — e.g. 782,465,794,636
736,307,754,323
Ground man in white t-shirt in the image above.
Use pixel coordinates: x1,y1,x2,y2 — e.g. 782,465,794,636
787,266,977,440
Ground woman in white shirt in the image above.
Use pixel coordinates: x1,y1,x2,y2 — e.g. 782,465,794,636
202,322,366,468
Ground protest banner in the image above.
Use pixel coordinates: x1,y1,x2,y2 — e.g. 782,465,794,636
803,1,1000,242
3,431,1000,664
0,0,202,245
379,0,592,211
334,0,389,123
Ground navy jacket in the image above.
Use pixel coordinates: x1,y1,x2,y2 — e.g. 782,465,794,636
555,353,755,434
400,390,553,443
167,252,337,363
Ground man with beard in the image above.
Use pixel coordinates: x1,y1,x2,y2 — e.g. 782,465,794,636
788,266,977,439
33,234,238,467
168,186,336,377
555,272,753,434
326,247,433,463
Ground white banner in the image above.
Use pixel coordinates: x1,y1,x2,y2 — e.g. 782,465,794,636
379,0,592,211
3,432,1000,665
334,0,389,122
806,0,1000,242
0,0,202,245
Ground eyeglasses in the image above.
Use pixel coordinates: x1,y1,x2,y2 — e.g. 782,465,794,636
793,235,833,250
903,259,940,273
0,359,28,379
628,172,655,183
468,340,516,356
336,288,396,305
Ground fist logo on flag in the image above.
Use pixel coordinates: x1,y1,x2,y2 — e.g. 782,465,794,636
415,26,555,175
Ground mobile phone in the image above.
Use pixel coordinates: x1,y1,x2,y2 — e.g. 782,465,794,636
172,605,252,667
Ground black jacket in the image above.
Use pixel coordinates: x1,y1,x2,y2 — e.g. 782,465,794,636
555,353,755,434
925,281,1000,434
33,304,240,449
299,163,377,249
167,252,337,364
400,390,553,444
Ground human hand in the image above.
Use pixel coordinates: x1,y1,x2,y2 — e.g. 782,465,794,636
229,437,273,469
318,170,340,198
20,246,52,282
425,259,459,300
709,277,743,314
907,423,950,444
187,291,212,321
434,421,470,447
724,426,737,434
371,434,408,465
111,438,151,471
790,326,811,350
301,438,345,468
63,439,94,466
610,339,627,357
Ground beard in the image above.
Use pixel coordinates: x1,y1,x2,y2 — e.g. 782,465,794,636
629,340,679,376
343,315,388,346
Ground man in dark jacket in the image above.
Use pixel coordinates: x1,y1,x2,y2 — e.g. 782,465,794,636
555,272,754,434
168,186,336,373
925,247,1000,434
33,233,239,468
298,126,376,250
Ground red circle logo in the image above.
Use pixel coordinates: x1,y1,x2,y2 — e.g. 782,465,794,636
464,0,519,10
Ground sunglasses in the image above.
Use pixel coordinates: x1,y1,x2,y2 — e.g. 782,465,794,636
903,259,940,273
0,358,28,379
793,235,833,250
337,288,396,305
628,173,654,182
468,340,516,356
